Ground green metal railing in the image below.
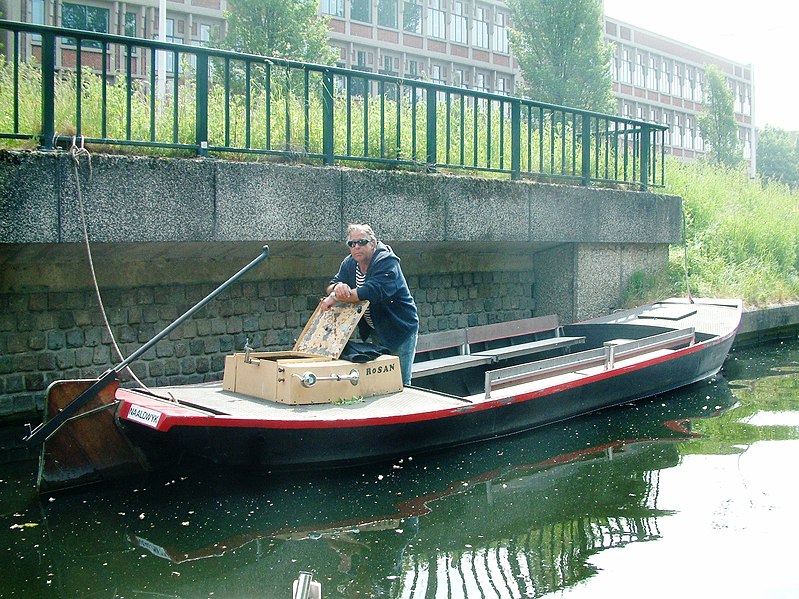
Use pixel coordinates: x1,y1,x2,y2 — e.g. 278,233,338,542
0,20,667,188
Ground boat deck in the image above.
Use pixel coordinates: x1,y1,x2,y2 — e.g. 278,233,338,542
142,382,464,421
130,298,742,424
590,297,742,338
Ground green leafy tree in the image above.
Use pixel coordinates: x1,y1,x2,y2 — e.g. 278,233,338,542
697,65,742,168
507,0,614,112
221,0,337,65
756,125,799,189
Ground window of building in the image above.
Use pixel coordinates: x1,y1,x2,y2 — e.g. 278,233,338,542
407,59,418,78
62,3,109,48
492,11,508,53
734,83,743,113
620,49,631,84
634,54,644,87
32,0,45,24
673,64,682,98
428,0,446,39
660,61,670,94
473,6,489,49
611,54,618,81
153,18,182,73
684,67,694,100
125,11,137,37
31,0,46,41
454,67,467,87
686,116,694,149
450,1,468,44
189,23,211,68
378,0,398,28
403,0,422,34
380,54,397,74
662,112,671,145
647,56,658,91
322,0,344,17
496,76,508,95
432,63,446,84
742,128,751,159
673,114,682,147
476,72,488,92
351,0,371,24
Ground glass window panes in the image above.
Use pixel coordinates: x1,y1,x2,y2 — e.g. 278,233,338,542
473,6,489,49
428,0,445,39
351,0,371,23
62,2,109,47
124,12,137,37
450,1,468,44
322,0,344,17
378,0,398,28
403,0,422,34
492,11,508,53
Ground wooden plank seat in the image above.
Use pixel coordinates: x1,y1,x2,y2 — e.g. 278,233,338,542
412,328,494,378
468,315,585,362
412,315,582,380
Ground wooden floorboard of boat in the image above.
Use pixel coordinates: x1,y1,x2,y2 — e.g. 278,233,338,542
594,298,738,337
143,382,469,421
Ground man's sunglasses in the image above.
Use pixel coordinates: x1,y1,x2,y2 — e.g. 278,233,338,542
346,239,372,248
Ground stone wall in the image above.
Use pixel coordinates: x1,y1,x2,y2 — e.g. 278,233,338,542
0,265,534,418
0,150,682,419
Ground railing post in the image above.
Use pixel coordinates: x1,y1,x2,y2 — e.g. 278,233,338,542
195,52,209,157
581,114,591,187
426,88,437,172
640,123,650,190
511,99,521,180
40,31,56,150
322,69,334,166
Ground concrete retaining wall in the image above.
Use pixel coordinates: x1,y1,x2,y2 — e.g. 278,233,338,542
0,150,685,418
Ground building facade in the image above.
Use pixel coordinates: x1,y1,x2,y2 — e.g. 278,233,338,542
3,0,755,164
605,16,755,166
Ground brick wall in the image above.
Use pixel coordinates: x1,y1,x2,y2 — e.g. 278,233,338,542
0,268,534,419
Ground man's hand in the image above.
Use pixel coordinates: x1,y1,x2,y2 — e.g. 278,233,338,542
320,292,337,312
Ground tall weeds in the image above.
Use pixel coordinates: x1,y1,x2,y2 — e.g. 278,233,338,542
666,159,799,306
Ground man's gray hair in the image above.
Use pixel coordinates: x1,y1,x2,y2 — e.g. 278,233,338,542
347,223,377,242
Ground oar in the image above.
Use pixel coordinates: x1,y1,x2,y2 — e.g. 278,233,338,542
24,245,270,446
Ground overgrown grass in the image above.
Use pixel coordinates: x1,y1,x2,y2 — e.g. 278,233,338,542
624,158,799,307
0,58,622,181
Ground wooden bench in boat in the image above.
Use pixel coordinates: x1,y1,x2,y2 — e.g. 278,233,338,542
468,316,585,362
411,328,495,378
483,327,696,398
411,315,585,379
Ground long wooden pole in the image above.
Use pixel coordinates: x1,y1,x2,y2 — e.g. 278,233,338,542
24,245,270,446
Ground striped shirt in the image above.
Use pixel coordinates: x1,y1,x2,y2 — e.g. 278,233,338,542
355,264,374,329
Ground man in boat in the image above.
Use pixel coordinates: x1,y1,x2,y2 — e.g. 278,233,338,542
321,223,419,386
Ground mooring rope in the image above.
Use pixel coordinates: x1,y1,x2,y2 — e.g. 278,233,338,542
682,207,694,304
69,138,149,390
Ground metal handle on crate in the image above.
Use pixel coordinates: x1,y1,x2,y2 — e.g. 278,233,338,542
295,369,360,388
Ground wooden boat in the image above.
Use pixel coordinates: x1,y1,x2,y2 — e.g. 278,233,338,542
25,247,742,493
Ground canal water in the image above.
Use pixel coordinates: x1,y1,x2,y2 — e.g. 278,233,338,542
1,338,797,598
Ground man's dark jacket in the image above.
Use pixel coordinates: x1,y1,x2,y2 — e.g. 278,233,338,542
329,241,418,350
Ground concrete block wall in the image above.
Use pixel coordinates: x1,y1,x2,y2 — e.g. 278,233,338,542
0,150,682,419
0,266,534,418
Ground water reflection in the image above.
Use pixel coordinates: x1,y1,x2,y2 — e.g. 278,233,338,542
1,338,797,598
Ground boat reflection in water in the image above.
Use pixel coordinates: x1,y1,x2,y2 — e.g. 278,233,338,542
37,378,736,598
